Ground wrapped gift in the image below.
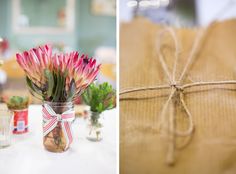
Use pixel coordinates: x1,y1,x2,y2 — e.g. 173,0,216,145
120,17,236,174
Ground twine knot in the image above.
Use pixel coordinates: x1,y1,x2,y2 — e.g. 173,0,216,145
170,83,183,92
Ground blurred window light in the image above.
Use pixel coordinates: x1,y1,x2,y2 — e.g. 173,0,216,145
139,0,151,8
160,0,169,6
18,15,29,27
0,38,3,42
150,0,160,8
127,0,138,8
126,0,169,10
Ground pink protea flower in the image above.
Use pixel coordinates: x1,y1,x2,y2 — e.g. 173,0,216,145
16,44,100,102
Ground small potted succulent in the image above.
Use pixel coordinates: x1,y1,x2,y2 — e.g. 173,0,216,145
82,82,115,141
6,96,29,134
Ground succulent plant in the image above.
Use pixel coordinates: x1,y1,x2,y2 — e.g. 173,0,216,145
82,82,116,114
7,96,29,110
82,82,115,128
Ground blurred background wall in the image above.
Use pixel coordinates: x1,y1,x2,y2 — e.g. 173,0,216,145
0,0,116,55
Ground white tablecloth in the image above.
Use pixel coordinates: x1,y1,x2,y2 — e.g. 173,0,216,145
0,105,117,174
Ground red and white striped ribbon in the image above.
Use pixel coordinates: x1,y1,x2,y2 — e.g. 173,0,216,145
42,104,75,149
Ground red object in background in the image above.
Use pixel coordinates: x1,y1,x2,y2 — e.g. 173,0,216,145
13,109,28,134
0,38,9,53
1,95,9,103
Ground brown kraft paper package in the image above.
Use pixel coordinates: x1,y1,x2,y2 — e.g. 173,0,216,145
120,17,236,174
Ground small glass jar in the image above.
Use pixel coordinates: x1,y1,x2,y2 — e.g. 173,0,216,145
87,112,103,142
42,101,74,152
0,108,13,148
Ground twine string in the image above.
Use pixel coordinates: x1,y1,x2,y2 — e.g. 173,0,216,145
120,26,236,165
155,26,204,165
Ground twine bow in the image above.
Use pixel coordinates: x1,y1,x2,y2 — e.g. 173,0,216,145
42,104,75,149
120,26,236,165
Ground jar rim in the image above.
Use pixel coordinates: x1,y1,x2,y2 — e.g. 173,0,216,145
90,111,101,115
43,101,74,107
43,101,73,104
11,108,28,112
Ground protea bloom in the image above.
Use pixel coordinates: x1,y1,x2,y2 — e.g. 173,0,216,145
16,44,100,102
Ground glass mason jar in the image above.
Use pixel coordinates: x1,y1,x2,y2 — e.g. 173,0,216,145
87,112,103,142
42,101,74,152
0,108,13,148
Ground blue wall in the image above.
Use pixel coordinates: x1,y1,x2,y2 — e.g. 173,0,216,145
0,0,10,38
77,0,116,54
0,0,116,56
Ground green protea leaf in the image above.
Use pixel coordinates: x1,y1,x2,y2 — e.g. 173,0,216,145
82,88,90,104
52,70,66,102
67,79,76,101
44,69,54,99
59,73,66,101
26,76,43,100
52,71,61,102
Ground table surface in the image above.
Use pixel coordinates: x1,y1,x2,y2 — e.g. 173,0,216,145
0,105,117,174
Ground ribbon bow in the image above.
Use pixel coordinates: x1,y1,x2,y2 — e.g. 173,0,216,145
42,104,75,149
120,26,236,165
